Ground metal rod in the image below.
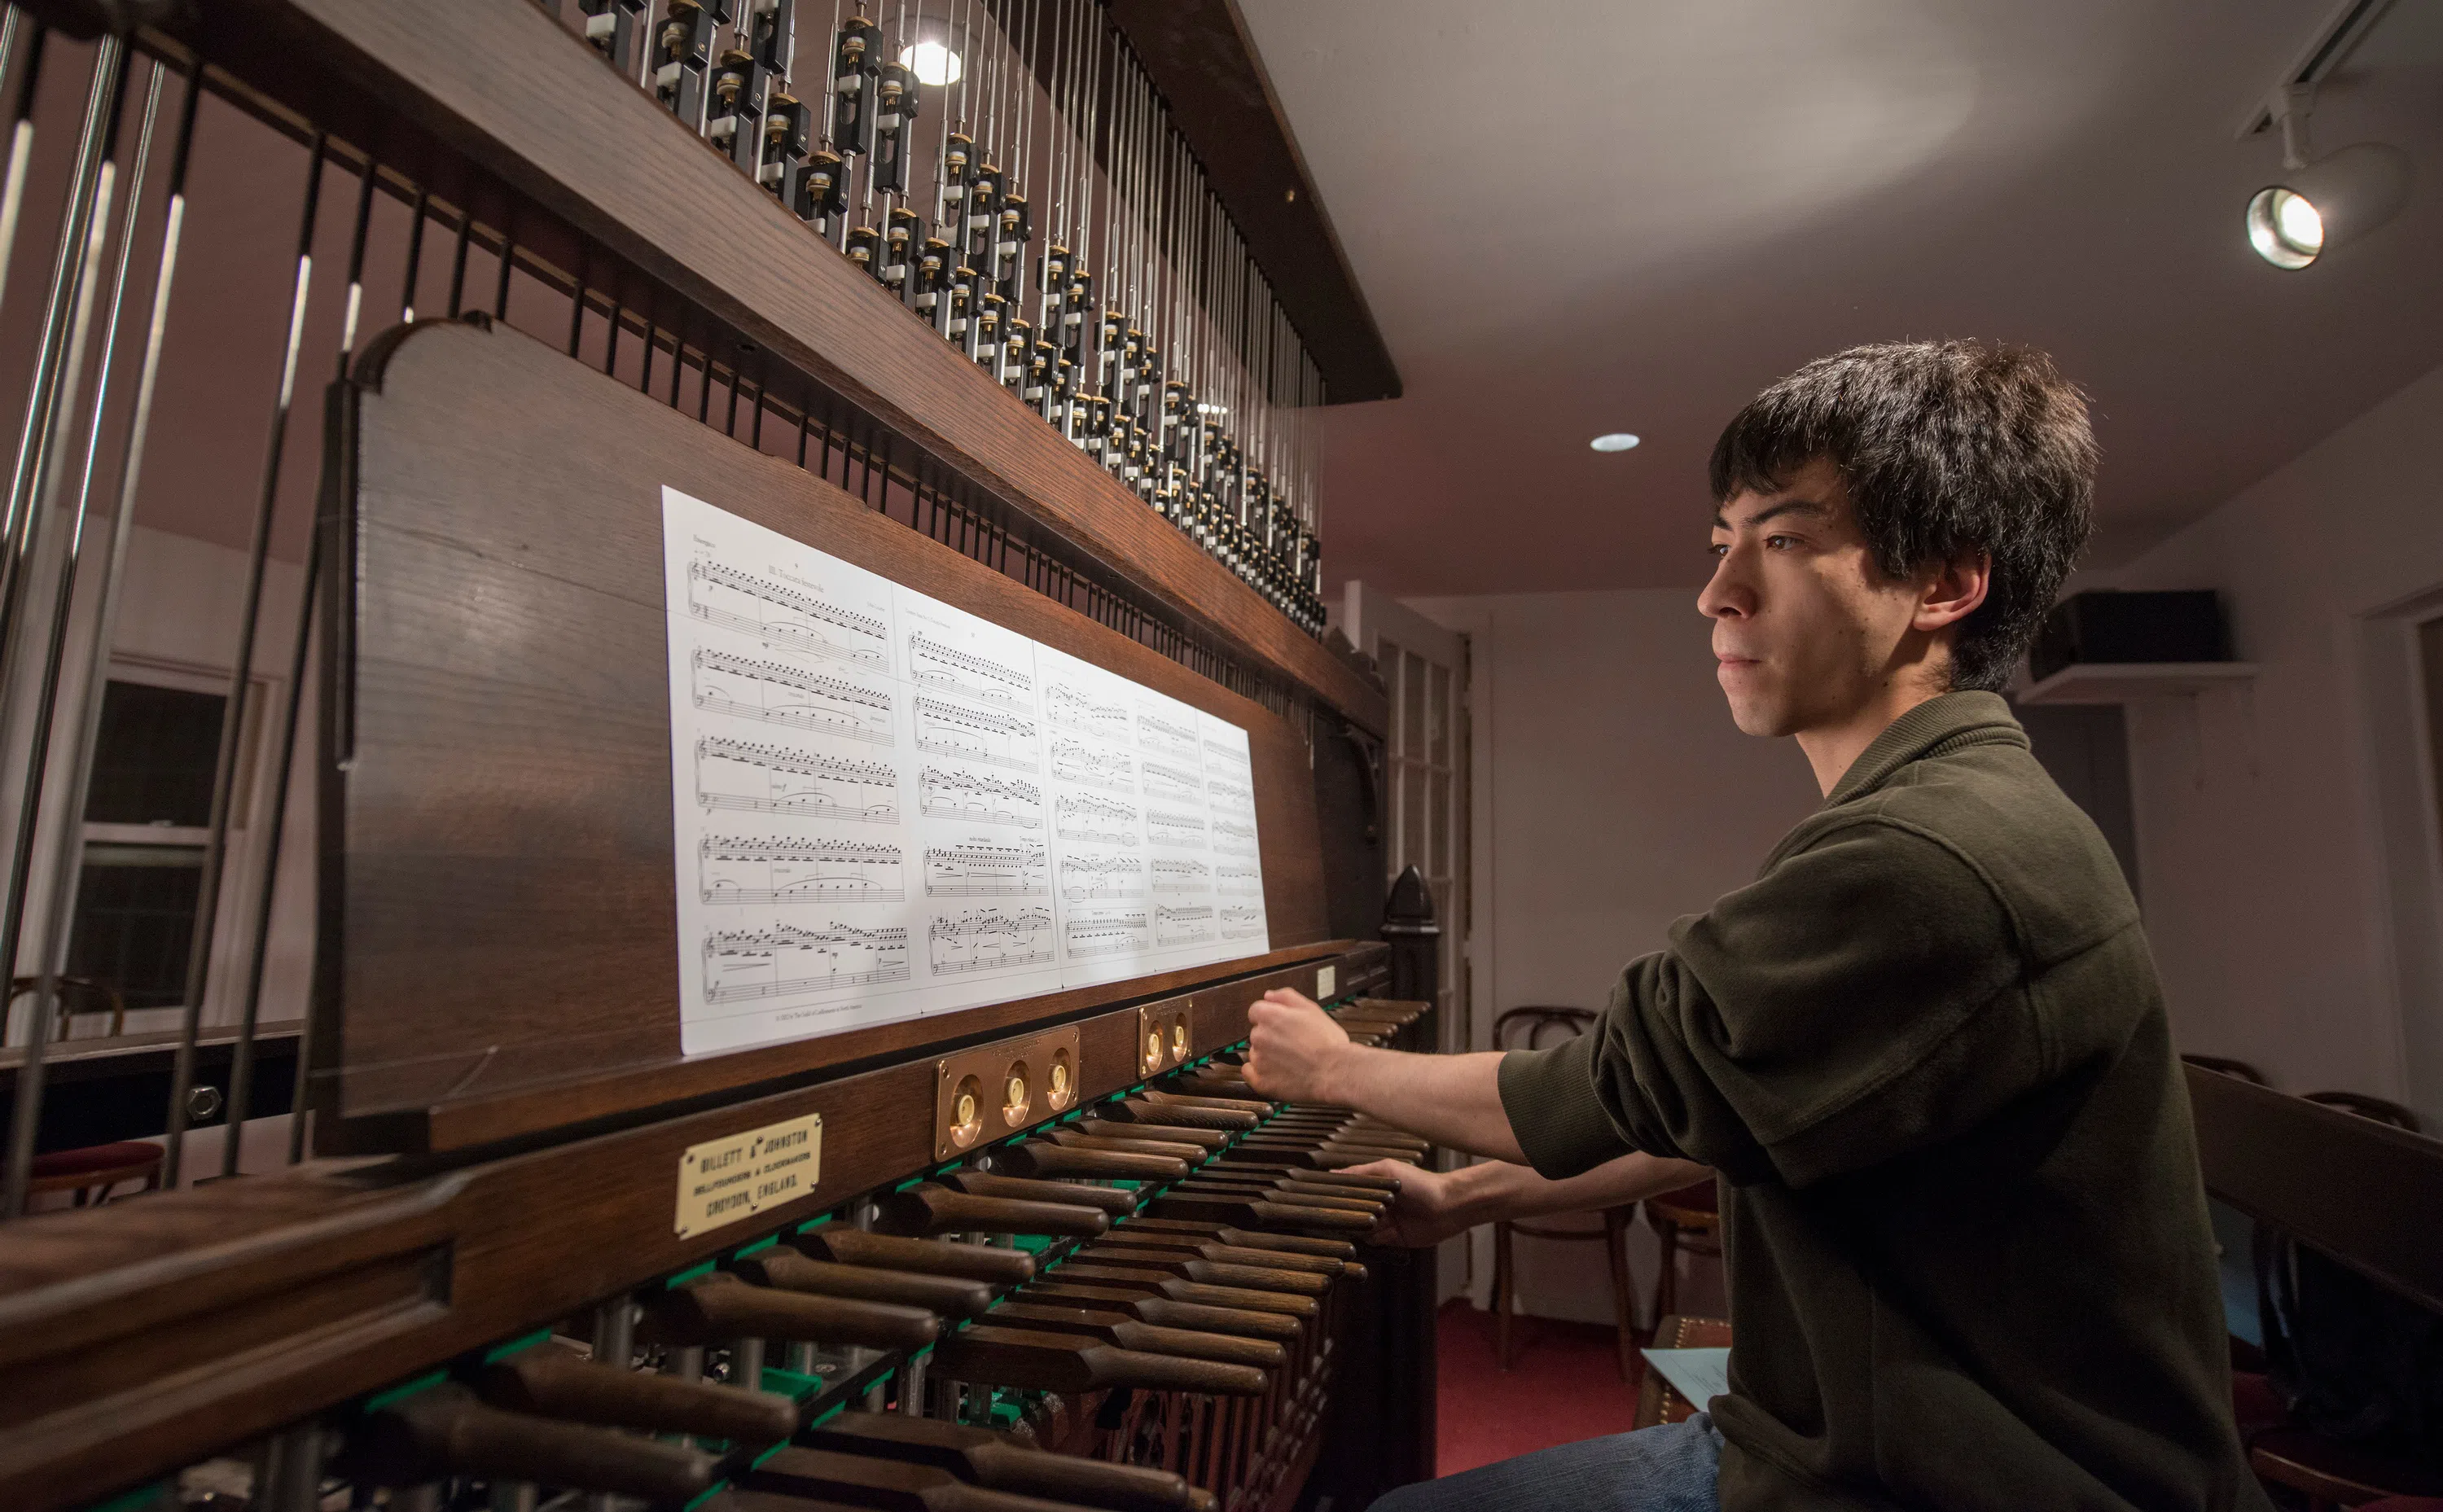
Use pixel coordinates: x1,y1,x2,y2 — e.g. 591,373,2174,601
222,158,376,1175
0,16,48,332
1,55,196,1220
160,134,327,1189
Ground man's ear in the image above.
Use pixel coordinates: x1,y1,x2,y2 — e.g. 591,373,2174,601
1914,549,1991,633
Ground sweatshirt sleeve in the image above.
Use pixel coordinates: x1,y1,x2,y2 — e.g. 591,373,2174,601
1498,817,2044,1186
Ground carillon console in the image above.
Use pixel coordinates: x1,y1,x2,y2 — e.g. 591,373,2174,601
0,0,1432,1508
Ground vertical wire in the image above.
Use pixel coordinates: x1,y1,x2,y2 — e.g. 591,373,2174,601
566,248,587,356
398,186,426,320
444,199,471,316
225,156,377,1175
491,218,514,319
1,54,195,1219
160,134,327,1189
0,39,129,765
0,15,47,331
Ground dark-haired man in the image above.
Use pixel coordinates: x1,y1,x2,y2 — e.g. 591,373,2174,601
1246,342,2267,1510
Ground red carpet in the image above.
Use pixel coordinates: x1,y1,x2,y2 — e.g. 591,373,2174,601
1436,1299,1646,1477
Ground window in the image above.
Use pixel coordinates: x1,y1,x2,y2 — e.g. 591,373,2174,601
52,668,255,1028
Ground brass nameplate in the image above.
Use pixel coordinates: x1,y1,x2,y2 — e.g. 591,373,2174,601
1138,999,1193,1078
675,1111,823,1238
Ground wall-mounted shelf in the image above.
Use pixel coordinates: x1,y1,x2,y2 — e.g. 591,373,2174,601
2018,661,2258,705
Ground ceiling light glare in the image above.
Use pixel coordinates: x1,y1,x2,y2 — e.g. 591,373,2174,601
2247,186,2324,269
1589,432,1641,453
901,40,961,86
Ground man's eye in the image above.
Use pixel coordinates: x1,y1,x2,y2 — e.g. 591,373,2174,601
1765,534,1796,549
1708,542,1729,558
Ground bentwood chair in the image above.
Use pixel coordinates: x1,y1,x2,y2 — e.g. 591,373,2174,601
1489,1006,1641,1381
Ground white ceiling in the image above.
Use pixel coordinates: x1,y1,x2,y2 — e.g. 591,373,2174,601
1237,0,2443,598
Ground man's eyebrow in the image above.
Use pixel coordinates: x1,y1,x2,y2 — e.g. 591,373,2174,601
1713,498,1829,531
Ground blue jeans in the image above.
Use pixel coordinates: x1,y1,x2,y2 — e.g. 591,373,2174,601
1368,1413,1724,1512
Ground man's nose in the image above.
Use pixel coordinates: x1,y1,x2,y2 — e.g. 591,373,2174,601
1699,549,1752,620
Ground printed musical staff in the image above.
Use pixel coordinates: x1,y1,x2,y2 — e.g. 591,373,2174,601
918,765,1043,829
929,907,1055,975
1147,810,1207,849
1213,817,1257,857
1151,858,1210,895
1203,737,1251,768
1206,776,1252,808
689,558,890,671
703,921,910,1004
1155,904,1215,948
1055,793,1138,845
1064,909,1150,958
696,736,899,823
1138,709,1200,761
914,695,1042,772
1142,759,1201,804
691,647,894,744
1046,680,1133,743
1217,862,1261,896
1050,736,1135,793
910,630,1034,711
1060,852,1146,901
1220,905,1265,940
924,841,1048,898
701,835,906,904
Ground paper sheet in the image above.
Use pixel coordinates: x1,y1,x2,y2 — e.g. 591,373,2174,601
663,487,1268,1054
1640,1348,1733,1409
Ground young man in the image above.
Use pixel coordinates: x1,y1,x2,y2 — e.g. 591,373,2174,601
1245,342,2268,1510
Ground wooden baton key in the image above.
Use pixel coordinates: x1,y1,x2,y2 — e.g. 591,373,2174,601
986,1300,1287,1370
1071,1246,1331,1296
1116,1217,1359,1260
1071,1118,1230,1152
988,1142,1189,1182
345,1383,718,1503
1142,1089,1273,1116
932,1325,1269,1396
1019,1281,1304,1343
1037,1263,1318,1319
741,1444,1109,1510
475,1342,797,1443
938,1169,1139,1218
1144,1191,1376,1235
1091,1232,1345,1279
793,1226,1039,1285
870,1184,1111,1239
1107,1098,1260,1132
735,1250,1002,1319
799,1413,1213,1512
638,1274,941,1352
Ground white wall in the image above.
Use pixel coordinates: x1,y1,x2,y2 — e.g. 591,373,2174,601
2094,359,2443,1127
1406,588,1822,1324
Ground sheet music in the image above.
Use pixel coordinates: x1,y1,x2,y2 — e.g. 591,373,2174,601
664,488,1270,1054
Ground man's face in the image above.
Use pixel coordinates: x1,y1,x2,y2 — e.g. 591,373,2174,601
1699,458,1932,738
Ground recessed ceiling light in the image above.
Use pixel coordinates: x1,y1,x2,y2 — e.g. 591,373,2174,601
901,40,961,86
1590,432,1640,453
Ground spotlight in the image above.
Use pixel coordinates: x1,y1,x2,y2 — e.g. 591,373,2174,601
2244,86,2411,270
1590,433,1640,452
901,40,961,87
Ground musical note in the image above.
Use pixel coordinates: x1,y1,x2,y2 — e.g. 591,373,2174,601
928,907,1055,974
1151,857,1210,895
696,736,899,823
691,647,893,744
1064,909,1150,958
688,558,890,671
1050,736,1135,793
1206,776,1252,808
1212,817,1257,857
1060,852,1147,901
1217,861,1261,896
1055,793,1138,845
1220,904,1265,941
1203,737,1251,768
923,841,1048,897
1046,680,1132,743
700,835,906,904
703,920,910,1003
1137,709,1199,760
917,765,1042,829
1155,904,1215,948
1147,810,1207,849
1142,758,1201,804
909,630,1034,711
913,695,1041,772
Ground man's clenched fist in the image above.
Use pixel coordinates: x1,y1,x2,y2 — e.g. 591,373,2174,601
1243,988,1353,1104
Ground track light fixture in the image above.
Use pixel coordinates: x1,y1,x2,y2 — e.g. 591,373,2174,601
2245,84,2410,270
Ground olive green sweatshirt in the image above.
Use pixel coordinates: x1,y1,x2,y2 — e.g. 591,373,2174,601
1499,691,2268,1512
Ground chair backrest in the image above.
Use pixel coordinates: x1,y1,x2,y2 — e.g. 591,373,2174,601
1493,1006,1596,1054
2182,1053,2269,1085
2303,1090,2423,1133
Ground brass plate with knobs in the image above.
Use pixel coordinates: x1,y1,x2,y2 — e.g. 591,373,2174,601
933,1023,1084,1157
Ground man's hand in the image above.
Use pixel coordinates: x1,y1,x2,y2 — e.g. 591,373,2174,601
1340,1159,1475,1248
1243,988,1353,1104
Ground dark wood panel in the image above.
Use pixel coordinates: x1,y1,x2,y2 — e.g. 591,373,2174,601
327,316,1350,1150
178,0,1388,733
2184,1063,2443,1315
0,944,1382,1511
